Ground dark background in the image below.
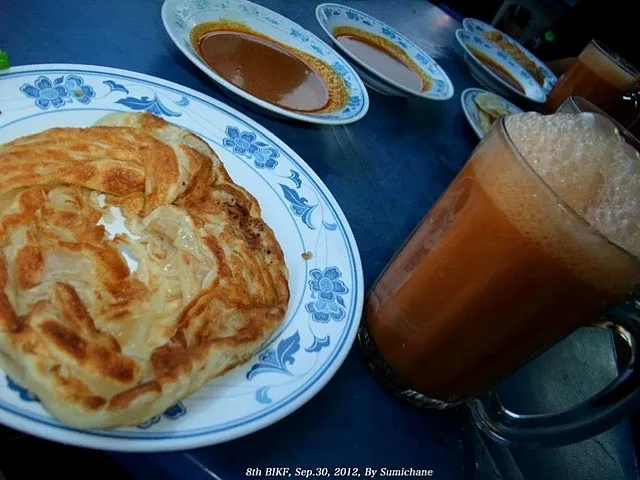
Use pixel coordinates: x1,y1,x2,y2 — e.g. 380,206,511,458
435,0,640,68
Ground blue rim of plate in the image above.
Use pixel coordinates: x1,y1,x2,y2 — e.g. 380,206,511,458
315,3,454,100
462,18,557,95
0,64,364,452
460,87,523,139
455,29,546,103
161,0,370,125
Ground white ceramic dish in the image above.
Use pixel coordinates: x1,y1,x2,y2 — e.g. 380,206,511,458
161,0,369,124
0,63,364,452
315,3,454,100
460,87,523,139
455,29,546,104
462,18,557,95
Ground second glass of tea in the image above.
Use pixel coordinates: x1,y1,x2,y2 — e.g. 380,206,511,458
544,39,638,112
360,110,640,446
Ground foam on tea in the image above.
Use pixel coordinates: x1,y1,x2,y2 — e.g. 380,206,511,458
506,112,640,259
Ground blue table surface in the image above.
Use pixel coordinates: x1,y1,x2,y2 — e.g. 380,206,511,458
2,0,638,479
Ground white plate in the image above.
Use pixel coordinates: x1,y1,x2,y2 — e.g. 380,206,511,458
315,3,454,100
460,87,523,139
161,0,369,125
0,64,364,452
462,18,557,95
455,29,546,104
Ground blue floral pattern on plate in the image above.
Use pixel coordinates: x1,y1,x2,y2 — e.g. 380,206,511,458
223,126,279,169
287,170,302,188
253,146,279,170
305,267,349,323
247,331,300,380
246,332,303,404
20,75,96,110
381,26,396,39
137,402,187,429
6,376,39,402
103,79,129,94
345,9,372,26
279,184,317,229
224,126,260,155
115,94,181,117
64,75,96,104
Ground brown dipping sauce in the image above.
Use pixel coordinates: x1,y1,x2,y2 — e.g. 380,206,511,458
336,35,423,91
470,48,525,93
194,28,330,112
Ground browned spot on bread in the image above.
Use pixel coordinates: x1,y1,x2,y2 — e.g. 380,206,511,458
15,246,44,290
84,395,107,410
63,162,97,182
55,373,94,402
108,381,161,411
177,146,213,201
54,283,121,353
55,283,97,332
140,113,167,130
8,174,41,186
40,320,88,360
151,331,191,383
178,293,210,327
92,346,136,383
19,187,47,212
41,319,136,382
102,167,144,196
204,236,231,278
0,254,8,289
0,291,19,332
241,217,266,250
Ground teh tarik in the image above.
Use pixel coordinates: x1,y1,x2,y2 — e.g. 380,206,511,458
545,40,637,112
365,113,640,402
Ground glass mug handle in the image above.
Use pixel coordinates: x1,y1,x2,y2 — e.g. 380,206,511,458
470,298,640,447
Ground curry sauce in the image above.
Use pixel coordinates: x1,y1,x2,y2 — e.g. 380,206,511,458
470,47,525,93
191,21,348,113
333,26,431,92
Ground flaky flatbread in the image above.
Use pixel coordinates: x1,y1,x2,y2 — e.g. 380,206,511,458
0,113,289,428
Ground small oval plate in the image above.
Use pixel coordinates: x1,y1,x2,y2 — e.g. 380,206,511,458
460,87,523,139
315,3,454,100
462,18,557,95
455,29,546,104
161,0,369,125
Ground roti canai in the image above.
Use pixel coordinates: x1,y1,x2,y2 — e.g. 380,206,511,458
0,112,289,429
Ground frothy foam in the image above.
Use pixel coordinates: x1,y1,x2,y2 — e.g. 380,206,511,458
506,112,640,259
581,41,637,89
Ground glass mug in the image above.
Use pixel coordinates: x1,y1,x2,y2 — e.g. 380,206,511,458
557,96,640,153
544,39,638,113
359,113,640,447
557,94,607,115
